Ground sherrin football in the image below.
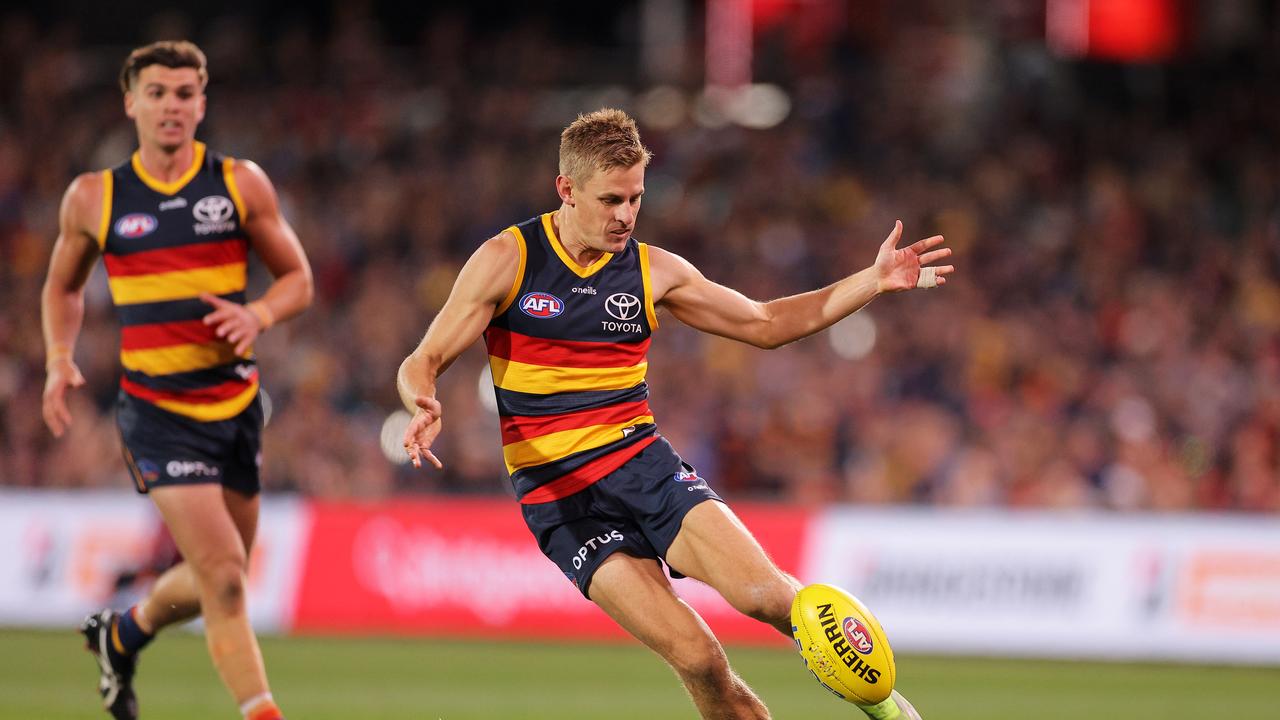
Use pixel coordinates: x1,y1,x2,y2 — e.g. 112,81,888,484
791,583,896,705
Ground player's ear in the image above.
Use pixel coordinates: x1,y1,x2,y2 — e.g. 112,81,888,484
555,175,575,207
196,93,207,123
124,91,136,119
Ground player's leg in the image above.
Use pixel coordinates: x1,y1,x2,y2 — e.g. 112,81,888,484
589,552,770,720
136,486,259,632
666,502,921,720
666,501,799,634
149,483,278,717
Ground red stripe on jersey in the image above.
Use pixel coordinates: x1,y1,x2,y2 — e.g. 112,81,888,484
120,373,257,404
120,319,219,350
485,326,649,369
500,399,652,444
103,238,248,277
518,435,657,504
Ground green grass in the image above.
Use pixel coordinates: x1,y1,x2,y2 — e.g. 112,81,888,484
1,629,1276,718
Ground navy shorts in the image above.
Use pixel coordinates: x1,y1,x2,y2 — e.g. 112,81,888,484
116,389,263,496
520,437,723,598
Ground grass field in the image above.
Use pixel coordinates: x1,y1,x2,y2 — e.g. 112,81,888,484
1,629,1276,719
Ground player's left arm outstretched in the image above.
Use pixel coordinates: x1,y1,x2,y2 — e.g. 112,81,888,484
649,220,953,348
199,160,313,355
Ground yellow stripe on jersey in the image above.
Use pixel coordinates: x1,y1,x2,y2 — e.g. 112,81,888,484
151,379,259,422
221,157,248,221
97,170,113,250
132,142,206,195
488,356,647,395
502,415,655,473
108,262,247,305
121,341,244,376
638,242,659,330
542,212,613,278
495,225,528,315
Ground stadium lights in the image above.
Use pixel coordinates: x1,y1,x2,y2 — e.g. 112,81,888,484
828,312,877,361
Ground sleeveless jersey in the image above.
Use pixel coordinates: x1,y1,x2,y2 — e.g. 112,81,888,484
484,212,662,504
97,141,259,422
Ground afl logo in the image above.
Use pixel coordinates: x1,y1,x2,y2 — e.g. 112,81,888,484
841,617,875,655
605,293,641,321
193,195,234,223
114,213,157,238
519,292,564,319
135,459,161,484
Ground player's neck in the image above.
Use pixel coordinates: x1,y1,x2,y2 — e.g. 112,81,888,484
551,207,605,268
135,142,197,183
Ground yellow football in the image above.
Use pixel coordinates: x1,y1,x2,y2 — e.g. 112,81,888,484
790,583,896,705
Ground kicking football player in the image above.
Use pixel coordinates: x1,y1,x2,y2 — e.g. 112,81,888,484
42,41,312,720
398,108,946,719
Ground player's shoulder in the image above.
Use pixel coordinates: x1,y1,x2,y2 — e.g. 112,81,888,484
64,169,105,201
641,243,696,275
640,243,703,301
451,229,524,305
226,157,272,193
223,157,280,220
476,228,524,264
60,170,108,229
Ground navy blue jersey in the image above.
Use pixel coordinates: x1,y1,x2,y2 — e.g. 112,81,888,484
483,212,661,503
98,141,257,421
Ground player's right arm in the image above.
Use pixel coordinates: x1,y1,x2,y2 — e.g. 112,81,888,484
41,172,105,438
397,231,521,469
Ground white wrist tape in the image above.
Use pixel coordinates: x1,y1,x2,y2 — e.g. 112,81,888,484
916,266,938,289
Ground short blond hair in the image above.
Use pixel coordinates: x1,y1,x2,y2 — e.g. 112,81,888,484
559,108,653,183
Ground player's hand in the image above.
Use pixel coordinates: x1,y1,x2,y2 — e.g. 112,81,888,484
874,220,954,293
42,357,86,438
403,395,444,470
200,293,263,356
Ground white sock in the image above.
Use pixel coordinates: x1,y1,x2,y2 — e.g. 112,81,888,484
239,691,275,717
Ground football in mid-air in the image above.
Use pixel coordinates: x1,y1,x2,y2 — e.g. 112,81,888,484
791,583,896,705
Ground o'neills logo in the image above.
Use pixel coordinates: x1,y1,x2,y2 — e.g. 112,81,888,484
817,603,881,684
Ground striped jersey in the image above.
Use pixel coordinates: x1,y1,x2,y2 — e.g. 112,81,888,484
97,141,259,422
484,212,661,504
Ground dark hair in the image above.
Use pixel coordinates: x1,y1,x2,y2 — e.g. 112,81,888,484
118,40,208,93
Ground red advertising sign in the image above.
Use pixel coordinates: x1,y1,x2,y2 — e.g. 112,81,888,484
291,497,810,645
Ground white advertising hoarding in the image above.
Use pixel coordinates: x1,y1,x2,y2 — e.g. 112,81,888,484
0,490,309,632
805,509,1280,664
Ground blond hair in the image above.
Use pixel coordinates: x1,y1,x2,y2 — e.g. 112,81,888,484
559,108,653,183
119,40,208,93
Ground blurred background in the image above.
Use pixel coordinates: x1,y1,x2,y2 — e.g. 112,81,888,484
1,1,1278,717
3,0,1278,509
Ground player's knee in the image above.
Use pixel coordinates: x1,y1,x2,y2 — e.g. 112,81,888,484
193,557,247,612
728,580,793,626
666,635,731,685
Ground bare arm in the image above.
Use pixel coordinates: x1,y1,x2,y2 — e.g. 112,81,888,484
200,160,314,354
650,221,953,349
41,172,104,437
397,231,521,469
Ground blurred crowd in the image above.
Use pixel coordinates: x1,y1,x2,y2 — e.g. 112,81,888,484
1,5,1277,511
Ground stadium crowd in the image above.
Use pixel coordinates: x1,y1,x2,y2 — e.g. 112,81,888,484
1,6,1277,511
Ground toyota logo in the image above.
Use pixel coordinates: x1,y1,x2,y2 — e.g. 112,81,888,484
193,195,234,222
605,293,641,321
